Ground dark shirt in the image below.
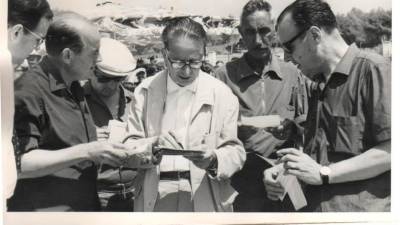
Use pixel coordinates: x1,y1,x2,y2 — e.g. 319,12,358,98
8,57,99,211
215,53,309,210
215,54,309,157
83,82,137,191
303,44,391,212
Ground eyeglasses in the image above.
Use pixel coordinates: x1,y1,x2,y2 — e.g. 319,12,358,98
94,68,126,83
165,50,203,69
243,27,273,38
281,27,310,53
24,26,45,49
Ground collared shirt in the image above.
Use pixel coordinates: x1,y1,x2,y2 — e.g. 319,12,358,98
159,75,198,172
9,56,99,211
303,44,391,212
215,54,309,157
83,82,136,190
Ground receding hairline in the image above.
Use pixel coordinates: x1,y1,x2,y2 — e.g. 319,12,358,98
51,12,97,35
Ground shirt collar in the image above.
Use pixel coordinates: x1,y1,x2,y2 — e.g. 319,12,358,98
40,56,69,93
166,73,198,94
332,44,360,76
236,53,283,81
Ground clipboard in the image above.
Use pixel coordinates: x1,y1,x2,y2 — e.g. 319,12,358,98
153,147,204,157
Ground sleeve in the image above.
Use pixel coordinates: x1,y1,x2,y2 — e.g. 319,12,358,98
361,59,391,149
213,92,246,180
125,85,155,168
13,87,44,157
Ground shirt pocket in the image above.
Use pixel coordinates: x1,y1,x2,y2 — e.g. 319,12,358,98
332,116,362,155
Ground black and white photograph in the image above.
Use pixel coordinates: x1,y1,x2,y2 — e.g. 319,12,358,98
0,0,397,224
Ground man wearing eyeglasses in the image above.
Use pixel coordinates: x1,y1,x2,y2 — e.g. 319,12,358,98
269,0,391,212
215,0,309,212
2,0,53,203
8,12,142,211
127,17,245,212
83,38,137,211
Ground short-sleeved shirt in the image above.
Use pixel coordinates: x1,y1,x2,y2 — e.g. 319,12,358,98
215,54,309,201
303,44,391,212
83,82,137,190
8,57,99,211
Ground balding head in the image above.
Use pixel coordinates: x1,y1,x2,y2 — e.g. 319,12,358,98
46,11,100,56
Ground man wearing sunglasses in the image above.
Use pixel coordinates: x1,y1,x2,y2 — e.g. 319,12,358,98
127,17,245,212
215,0,309,212
271,0,391,212
83,38,137,211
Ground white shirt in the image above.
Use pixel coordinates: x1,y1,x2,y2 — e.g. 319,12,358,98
159,75,198,172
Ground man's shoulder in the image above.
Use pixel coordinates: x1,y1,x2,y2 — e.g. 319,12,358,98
14,65,48,95
135,70,165,91
356,49,390,66
200,72,233,93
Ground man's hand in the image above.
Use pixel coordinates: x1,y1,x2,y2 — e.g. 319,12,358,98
184,147,216,170
277,148,323,185
85,141,129,167
265,118,296,140
263,165,285,201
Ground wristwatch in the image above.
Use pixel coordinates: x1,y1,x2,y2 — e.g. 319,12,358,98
319,166,331,185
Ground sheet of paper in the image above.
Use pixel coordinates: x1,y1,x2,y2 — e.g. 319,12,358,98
240,115,281,128
108,119,127,142
277,172,308,211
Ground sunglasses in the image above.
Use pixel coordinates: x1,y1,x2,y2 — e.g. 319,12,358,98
24,26,45,49
94,68,126,83
281,27,310,53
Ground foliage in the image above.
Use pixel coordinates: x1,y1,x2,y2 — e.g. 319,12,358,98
337,8,391,47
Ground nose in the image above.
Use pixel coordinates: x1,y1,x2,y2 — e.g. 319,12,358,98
182,65,192,76
255,33,263,46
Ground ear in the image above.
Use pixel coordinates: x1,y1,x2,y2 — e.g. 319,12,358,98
9,24,24,42
309,26,322,43
61,48,74,65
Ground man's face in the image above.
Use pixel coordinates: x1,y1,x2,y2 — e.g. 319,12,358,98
239,10,274,60
91,69,125,97
277,13,321,78
72,29,100,80
8,17,51,67
163,36,204,87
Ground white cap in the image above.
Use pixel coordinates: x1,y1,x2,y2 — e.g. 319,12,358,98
96,38,137,77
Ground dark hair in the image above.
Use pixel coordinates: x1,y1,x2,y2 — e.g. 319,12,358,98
8,0,53,32
45,12,90,56
276,0,337,33
240,0,272,24
161,17,207,51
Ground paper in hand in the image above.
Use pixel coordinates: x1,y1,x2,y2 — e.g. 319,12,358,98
108,120,127,142
240,115,281,128
276,171,307,211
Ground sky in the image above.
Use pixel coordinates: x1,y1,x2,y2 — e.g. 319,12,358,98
49,0,392,18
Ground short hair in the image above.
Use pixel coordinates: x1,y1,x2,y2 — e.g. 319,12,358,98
276,0,337,33
240,0,272,24
45,12,91,56
8,0,53,31
161,17,207,51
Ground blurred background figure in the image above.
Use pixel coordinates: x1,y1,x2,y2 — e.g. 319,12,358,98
84,37,137,211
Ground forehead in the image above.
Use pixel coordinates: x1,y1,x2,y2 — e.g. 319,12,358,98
167,36,204,58
241,10,273,29
276,12,300,42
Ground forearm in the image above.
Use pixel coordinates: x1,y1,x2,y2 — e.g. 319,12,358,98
329,141,391,184
19,144,89,179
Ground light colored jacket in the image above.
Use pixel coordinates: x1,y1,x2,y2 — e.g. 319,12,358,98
127,70,245,212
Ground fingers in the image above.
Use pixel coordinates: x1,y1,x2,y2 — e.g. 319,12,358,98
263,168,285,201
277,148,301,157
158,132,182,149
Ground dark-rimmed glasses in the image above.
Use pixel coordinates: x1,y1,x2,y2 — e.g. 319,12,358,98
24,26,45,49
281,27,310,53
165,50,203,69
